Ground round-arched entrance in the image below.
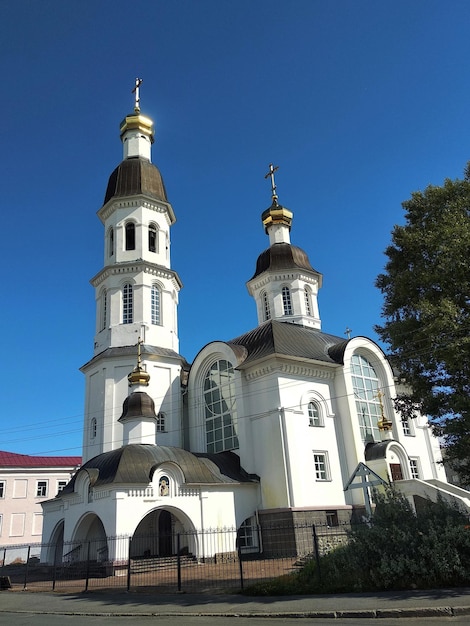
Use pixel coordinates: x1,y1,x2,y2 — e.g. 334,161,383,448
71,513,108,563
131,507,196,559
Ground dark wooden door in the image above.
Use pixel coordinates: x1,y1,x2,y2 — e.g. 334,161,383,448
390,463,403,481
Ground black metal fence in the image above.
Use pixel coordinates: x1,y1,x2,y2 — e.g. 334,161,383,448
0,521,350,593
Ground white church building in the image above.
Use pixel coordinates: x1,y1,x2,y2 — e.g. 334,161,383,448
41,87,464,564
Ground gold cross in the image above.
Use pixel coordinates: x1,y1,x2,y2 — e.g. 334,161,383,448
264,163,279,201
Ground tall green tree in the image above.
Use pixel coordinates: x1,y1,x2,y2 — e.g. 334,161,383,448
375,164,470,482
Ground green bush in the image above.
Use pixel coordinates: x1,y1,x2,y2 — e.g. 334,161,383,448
244,487,470,595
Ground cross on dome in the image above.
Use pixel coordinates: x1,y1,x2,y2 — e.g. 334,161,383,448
132,77,143,112
264,163,279,202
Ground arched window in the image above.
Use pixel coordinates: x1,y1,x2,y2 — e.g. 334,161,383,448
262,291,271,321
148,223,157,253
157,412,166,432
308,401,321,427
123,283,133,324
304,286,312,316
351,354,381,443
108,227,114,257
151,284,161,325
125,222,135,250
90,418,97,439
204,359,239,453
101,289,108,331
282,286,293,316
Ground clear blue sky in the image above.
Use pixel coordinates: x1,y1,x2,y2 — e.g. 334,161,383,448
2,0,469,457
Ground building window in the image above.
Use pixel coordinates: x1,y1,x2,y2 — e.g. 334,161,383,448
308,401,322,427
57,481,67,494
204,359,239,453
36,481,48,497
90,418,97,439
108,227,114,257
402,418,414,436
238,517,257,551
351,354,381,443
0,481,5,498
101,289,108,331
157,412,166,432
262,291,271,322
326,511,339,527
410,458,420,479
123,283,133,324
304,286,312,316
125,222,135,250
149,223,157,252
282,286,293,316
313,452,330,481
151,284,161,325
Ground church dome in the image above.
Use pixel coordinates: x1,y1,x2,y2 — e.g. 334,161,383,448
103,156,168,205
250,242,317,280
119,391,157,422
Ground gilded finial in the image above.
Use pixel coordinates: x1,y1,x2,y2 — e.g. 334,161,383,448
264,163,279,204
132,77,143,113
128,337,150,387
376,389,393,431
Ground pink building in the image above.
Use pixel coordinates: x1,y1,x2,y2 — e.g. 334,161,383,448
0,451,81,548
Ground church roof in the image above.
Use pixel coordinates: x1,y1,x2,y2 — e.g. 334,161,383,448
228,320,349,367
104,156,168,205
250,242,320,281
61,444,258,493
81,344,187,371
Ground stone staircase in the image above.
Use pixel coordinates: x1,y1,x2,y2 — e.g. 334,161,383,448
130,554,197,574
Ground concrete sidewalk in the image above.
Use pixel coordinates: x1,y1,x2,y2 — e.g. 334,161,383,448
1,588,470,619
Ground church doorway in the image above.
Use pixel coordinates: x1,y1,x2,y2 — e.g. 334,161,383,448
158,510,173,556
390,463,403,481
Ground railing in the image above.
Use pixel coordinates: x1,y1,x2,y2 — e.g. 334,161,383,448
0,521,351,593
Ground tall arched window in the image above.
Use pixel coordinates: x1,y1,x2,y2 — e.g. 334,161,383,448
125,222,135,250
351,354,381,443
262,291,271,321
101,289,108,331
308,401,321,427
204,359,239,453
90,418,97,439
282,286,293,316
148,223,157,253
304,286,312,316
123,283,133,324
108,227,114,257
151,284,161,325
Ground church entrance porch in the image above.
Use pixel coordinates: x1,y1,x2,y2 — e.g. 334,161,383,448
131,507,197,560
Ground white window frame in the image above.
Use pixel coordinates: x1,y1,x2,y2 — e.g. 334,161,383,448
409,458,420,479
0,480,5,498
148,222,158,253
57,480,67,494
308,401,322,427
402,418,414,436
90,417,97,439
313,451,330,481
262,291,271,322
151,284,161,325
304,286,312,316
157,412,166,432
282,286,293,316
123,283,133,324
36,480,48,498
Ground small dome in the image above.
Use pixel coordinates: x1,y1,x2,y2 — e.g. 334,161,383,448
104,156,168,205
250,242,318,280
119,392,157,422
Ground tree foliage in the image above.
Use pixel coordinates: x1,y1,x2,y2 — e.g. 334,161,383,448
375,165,470,481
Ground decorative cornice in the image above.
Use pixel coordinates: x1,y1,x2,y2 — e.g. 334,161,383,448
91,260,182,290
244,358,336,381
98,196,175,225
249,271,319,292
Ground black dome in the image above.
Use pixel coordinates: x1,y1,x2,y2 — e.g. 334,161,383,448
104,156,168,205
119,392,157,422
250,242,318,280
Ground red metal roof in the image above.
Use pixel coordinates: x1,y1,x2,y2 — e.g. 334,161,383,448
0,450,81,468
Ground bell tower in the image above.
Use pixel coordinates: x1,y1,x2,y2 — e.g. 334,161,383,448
81,81,185,462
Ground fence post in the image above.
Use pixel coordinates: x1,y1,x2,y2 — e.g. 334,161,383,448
177,533,182,592
312,524,322,584
23,545,31,590
85,541,91,592
127,536,132,592
237,530,244,591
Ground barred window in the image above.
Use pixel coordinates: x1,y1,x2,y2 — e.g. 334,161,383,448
304,286,312,316
262,291,271,321
151,284,161,325
282,286,292,316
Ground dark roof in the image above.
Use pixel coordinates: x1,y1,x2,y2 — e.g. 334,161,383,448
104,156,168,205
0,451,81,468
119,392,157,422
228,320,348,368
250,242,320,281
81,344,186,371
365,441,392,461
61,444,258,494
